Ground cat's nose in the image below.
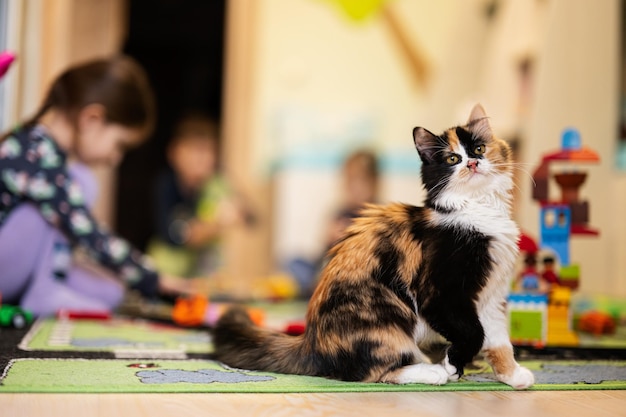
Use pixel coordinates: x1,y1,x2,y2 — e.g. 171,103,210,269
467,160,479,171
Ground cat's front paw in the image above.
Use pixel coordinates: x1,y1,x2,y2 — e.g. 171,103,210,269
443,357,459,381
497,365,534,390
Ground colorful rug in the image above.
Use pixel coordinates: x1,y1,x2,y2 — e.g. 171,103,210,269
3,308,626,394
19,318,212,356
1,358,626,393
18,300,308,356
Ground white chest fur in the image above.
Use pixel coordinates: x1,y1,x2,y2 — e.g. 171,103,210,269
431,198,519,288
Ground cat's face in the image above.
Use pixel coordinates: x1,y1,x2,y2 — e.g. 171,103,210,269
413,104,513,205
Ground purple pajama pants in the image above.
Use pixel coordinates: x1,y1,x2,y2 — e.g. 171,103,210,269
0,163,124,317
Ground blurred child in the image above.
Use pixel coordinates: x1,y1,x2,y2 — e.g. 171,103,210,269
148,113,247,278
324,149,380,247
288,149,380,297
0,56,190,317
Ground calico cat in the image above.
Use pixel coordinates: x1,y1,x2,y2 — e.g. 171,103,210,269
212,104,535,389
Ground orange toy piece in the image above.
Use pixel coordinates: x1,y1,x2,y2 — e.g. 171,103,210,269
577,311,616,336
172,295,208,326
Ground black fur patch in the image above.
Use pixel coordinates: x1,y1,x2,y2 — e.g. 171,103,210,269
315,339,384,381
455,127,485,159
413,224,492,374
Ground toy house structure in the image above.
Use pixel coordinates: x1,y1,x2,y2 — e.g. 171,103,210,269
508,128,600,347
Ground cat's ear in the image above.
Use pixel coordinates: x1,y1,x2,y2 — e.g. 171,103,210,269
467,103,492,140
413,127,439,164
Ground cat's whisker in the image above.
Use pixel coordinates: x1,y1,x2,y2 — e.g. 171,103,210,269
510,181,524,195
491,162,536,188
513,166,536,188
428,177,450,195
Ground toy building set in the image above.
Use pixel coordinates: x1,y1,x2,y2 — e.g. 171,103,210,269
507,128,624,349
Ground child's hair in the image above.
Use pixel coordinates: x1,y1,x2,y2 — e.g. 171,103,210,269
1,55,155,141
169,112,220,147
166,112,222,177
343,149,380,182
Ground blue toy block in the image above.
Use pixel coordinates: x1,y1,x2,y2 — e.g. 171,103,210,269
540,204,571,265
509,293,549,305
561,128,582,150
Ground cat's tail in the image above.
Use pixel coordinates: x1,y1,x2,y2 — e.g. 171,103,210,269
212,306,314,375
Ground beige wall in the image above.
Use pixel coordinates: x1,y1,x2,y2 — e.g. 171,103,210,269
250,0,488,262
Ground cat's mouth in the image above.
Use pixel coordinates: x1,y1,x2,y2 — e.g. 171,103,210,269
467,167,482,176
464,166,487,182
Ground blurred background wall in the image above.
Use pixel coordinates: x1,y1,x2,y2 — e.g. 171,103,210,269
237,0,622,296
0,0,623,296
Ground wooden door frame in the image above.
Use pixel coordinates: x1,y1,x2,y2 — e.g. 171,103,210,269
221,0,274,293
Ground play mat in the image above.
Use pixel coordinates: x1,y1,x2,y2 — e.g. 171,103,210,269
2,358,626,393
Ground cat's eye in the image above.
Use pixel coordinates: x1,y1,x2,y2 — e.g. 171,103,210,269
474,145,486,155
446,154,460,165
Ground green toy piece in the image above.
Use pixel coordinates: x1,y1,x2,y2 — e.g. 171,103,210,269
0,304,34,329
0,292,34,329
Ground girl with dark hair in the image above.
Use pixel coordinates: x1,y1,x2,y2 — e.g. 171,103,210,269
0,55,188,316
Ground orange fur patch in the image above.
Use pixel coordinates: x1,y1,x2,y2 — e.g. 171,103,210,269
446,130,461,153
484,346,517,378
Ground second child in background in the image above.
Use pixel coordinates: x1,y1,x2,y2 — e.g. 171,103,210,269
148,113,248,280
288,149,380,297
324,149,380,247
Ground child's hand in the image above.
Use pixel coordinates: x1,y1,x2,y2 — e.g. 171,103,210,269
183,199,247,248
158,274,212,298
216,198,246,228
158,274,197,297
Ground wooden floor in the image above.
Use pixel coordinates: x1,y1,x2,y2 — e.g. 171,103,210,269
3,391,626,417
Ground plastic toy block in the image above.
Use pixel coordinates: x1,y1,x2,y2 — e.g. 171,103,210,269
560,265,580,280
509,293,549,304
541,129,600,162
569,201,589,225
559,265,580,290
510,310,545,344
540,205,571,266
508,293,548,347
532,162,550,202
547,306,580,346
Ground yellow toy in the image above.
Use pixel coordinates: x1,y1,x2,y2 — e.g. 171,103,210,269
546,287,579,346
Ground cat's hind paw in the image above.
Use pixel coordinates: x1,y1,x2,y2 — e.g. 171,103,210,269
497,365,535,390
385,363,450,385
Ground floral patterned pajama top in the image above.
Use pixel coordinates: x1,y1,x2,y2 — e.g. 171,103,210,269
0,125,158,297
